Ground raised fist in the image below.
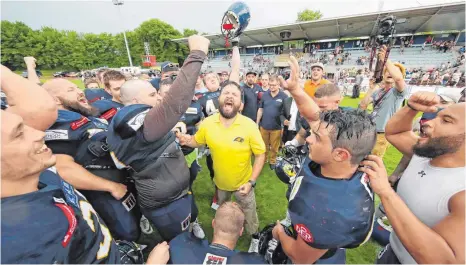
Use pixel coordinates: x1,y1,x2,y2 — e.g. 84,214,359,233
188,35,210,55
408,91,440,113
24,57,36,68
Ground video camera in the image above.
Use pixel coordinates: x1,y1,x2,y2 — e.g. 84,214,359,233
369,15,397,83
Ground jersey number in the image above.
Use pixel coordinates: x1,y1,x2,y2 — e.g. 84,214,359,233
80,201,112,260
205,99,218,116
173,122,187,134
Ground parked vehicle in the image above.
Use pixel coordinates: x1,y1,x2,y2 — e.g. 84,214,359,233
22,70,43,78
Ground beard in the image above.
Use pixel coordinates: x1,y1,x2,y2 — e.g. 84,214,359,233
60,97,99,117
413,133,465,158
219,102,240,119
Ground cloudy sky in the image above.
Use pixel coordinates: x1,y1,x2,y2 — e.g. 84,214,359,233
1,0,459,35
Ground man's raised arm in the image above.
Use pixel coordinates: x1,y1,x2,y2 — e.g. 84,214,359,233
278,56,321,123
229,45,240,84
385,91,440,157
143,35,210,142
1,65,57,131
24,57,41,85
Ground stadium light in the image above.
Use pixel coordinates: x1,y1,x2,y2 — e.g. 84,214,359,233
113,0,133,67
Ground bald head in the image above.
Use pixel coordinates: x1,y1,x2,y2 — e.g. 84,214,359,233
42,78,78,97
212,202,244,242
42,78,95,116
120,79,159,106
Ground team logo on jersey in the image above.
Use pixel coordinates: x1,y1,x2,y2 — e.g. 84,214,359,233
276,99,283,103
127,109,150,131
203,253,227,265
294,224,314,243
45,130,69,140
233,137,244,143
71,116,90,130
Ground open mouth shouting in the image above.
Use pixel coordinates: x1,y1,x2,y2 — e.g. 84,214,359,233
78,96,89,105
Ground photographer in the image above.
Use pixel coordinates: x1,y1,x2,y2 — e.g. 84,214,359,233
359,45,407,159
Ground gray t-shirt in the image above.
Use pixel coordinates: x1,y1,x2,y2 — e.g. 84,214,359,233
390,155,465,264
371,87,406,132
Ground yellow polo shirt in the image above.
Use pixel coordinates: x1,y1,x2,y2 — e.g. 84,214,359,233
194,113,265,191
304,78,330,97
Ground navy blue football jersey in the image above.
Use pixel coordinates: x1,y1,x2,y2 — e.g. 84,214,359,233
84,88,112,104
288,158,374,258
45,110,108,158
175,101,204,155
169,232,266,264
1,168,119,264
92,99,124,123
197,90,221,117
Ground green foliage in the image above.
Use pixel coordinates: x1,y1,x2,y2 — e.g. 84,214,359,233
0,19,191,70
296,9,323,22
183,28,199,37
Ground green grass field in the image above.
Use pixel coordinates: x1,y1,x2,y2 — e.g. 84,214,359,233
191,96,403,264
40,74,402,263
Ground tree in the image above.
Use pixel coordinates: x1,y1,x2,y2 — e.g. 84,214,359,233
183,28,198,37
0,18,192,70
296,9,323,22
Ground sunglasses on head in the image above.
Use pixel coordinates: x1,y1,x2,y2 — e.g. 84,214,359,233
163,63,177,71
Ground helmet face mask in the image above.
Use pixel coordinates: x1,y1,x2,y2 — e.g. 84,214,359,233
274,145,305,184
258,223,294,264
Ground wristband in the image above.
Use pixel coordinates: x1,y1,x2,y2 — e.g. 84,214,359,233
406,102,417,111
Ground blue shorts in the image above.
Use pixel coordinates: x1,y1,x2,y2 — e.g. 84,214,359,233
141,194,192,241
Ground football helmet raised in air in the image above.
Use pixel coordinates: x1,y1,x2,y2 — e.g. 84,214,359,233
274,145,305,184
258,223,294,264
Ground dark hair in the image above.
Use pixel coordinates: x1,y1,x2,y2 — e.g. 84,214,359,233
103,70,126,89
220,80,242,93
314,83,341,98
84,78,99,87
319,109,376,164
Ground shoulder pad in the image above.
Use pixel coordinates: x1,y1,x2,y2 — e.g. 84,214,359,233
56,109,83,123
112,104,151,139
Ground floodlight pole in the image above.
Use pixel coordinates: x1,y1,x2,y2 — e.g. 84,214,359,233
113,0,133,67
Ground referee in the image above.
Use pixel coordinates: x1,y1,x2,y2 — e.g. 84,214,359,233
178,46,266,252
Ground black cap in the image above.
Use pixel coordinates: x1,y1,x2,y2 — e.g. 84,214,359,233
246,71,257,76
161,62,179,73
